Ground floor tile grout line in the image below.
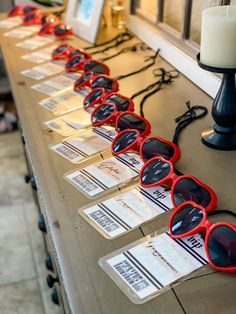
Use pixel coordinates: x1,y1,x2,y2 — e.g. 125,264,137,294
0,275,38,289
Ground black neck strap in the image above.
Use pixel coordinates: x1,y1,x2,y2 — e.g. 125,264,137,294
84,32,133,54
114,49,160,81
100,43,151,62
172,101,208,145
136,68,180,117
208,209,236,219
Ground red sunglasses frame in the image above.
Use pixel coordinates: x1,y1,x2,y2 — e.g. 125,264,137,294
74,74,119,93
83,89,133,111
169,201,236,272
68,48,90,59
91,104,150,135
52,43,74,60
80,59,110,74
23,10,42,26
52,23,73,40
140,156,217,212
39,17,59,36
65,53,92,72
112,129,180,163
8,5,38,17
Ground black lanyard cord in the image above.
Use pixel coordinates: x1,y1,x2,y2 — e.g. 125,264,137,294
83,32,132,50
139,82,163,117
172,101,208,145
138,68,179,117
86,33,134,54
130,68,167,99
208,210,236,218
100,43,151,62
114,49,160,81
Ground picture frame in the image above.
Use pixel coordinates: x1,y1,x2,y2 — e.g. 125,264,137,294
65,0,105,44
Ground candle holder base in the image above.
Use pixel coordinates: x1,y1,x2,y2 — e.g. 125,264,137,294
197,53,236,151
202,127,236,150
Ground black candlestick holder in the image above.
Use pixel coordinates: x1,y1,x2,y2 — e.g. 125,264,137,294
197,53,236,150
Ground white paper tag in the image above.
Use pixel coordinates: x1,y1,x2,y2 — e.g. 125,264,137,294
32,73,79,96
83,186,172,238
4,25,40,38
105,232,208,300
38,89,86,115
50,126,117,163
44,107,91,136
0,17,22,29
65,153,142,197
21,60,65,80
15,35,54,50
21,45,57,64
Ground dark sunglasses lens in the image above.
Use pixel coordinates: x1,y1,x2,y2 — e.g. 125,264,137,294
24,7,36,14
105,95,130,111
54,25,70,36
70,50,88,59
171,204,204,236
142,138,175,161
92,77,115,92
75,73,92,87
84,61,107,74
208,226,236,268
113,131,138,153
55,45,68,54
173,178,212,207
41,23,50,32
66,56,82,69
92,105,115,123
141,159,171,185
84,89,103,107
118,113,146,133
24,13,35,22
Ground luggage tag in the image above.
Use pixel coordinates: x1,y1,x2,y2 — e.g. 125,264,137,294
99,230,208,304
44,105,92,137
31,72,80,96
38,89,87,115
15,35,54,50
21,59,66,80
49,126,117,164
4,25,40,38
80,185,172,239
0,16,22,29
64,152,143,199
21,45,57,64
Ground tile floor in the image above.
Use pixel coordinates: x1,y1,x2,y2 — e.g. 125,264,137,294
0,130,61,314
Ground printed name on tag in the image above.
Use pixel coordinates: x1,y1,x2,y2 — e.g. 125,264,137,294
39,89,87,115
4,25,40,38
0,17,22,29
44,108,91,136
16,35,54,50
21,45,57,64
21,60,64,80
32,73,79,96
65,153,142,197
103,232,208,301
82,185,172,238
50,126,117,163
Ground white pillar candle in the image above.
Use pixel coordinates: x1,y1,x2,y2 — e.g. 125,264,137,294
200,6,236,68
